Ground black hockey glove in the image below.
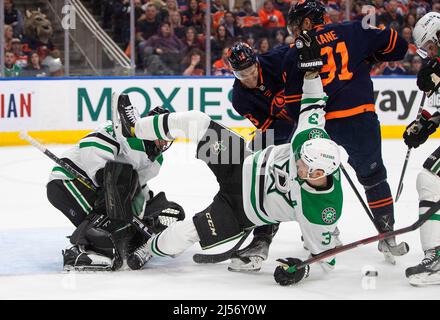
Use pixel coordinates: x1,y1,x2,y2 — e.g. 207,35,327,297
417,58,440,93
403,110,440,149
273,258,310,286
296,31,323,72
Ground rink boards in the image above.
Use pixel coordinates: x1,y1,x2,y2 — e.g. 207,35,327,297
1,76,440,146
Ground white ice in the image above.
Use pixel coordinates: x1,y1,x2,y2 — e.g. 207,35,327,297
1,140,439,299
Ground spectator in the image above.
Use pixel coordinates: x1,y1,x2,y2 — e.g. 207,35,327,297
223,11,243,39
237,0,261,28
258,0,286,29
408,55,423,75
10,38,28,68
182,0,204,33
181,48,205,75
256,37,270,54
382,61,406,76
169,11,186,38
378,0,404,31
328,8,341,24
212,0,227,13
4,51,21,77
212,48,233,76
434,2,440,13
4,25,14,52
142,22,185,75
245,33,256,48
211,24,233,62
273,0,290,21
4,0,24,37
160,0,179,22
113,0,130,45
136,4,161,42
404,13,417,29
401,26,417,56
21,51,49,77
273,29,285,48
182,26,204,52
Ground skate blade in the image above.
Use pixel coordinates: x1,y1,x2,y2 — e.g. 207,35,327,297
227,266,261,273
408,273,440,286
63,265,112,272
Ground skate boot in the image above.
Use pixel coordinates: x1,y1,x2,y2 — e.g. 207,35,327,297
406,247,440,286
127,242,153,270
117,93,139,138
228,236,270,272
376,214,409,264
63,245,114,271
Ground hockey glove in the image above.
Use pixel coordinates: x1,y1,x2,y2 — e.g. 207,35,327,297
403,110,440,149
296,31,323,72
417,58,440,93
273,258,310,286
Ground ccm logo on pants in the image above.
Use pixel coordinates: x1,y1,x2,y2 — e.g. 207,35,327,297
206,213,218,236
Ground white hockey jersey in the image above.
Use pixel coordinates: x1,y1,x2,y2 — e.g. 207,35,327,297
241,77,343,254
49,121,162,201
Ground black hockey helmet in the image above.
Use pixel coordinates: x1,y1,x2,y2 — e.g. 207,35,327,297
227,42,257,71
144,106,173,162
287,0,326,33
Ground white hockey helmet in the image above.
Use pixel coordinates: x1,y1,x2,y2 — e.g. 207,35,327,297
299,138,340,177
413,12,440,57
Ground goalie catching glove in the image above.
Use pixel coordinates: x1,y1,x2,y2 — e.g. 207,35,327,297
403,110,440,149
296,30,323,72
273,258,310,286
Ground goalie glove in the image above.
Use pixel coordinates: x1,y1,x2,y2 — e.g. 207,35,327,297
417,58,440,94
296,30,323,72
273,258,310,286
403,110,440,149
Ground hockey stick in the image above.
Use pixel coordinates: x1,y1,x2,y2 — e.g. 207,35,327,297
395,92,427,202
192,229,252,264
339,163,408,263
293,199,440,272
19,132,153,238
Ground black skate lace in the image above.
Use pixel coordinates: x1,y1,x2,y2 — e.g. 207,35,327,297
124,105,137,124
134,242,150,261
422,250,437,265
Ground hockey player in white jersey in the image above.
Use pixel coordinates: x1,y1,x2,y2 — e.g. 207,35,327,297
118,31,343,285
403,12,440,286
46,105,184,271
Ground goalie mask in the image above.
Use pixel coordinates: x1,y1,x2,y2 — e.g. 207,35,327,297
144,106,174,162
298,138,340,179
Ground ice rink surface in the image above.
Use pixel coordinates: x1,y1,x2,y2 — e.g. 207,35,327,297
1,139,439,300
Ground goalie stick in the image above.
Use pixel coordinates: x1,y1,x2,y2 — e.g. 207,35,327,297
291,199,440,273
192,229,252,264
19,131,153,238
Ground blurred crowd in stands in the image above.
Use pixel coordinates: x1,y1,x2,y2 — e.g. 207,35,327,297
3,0,440,77
3,0,63,77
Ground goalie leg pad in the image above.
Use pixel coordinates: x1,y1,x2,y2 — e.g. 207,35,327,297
103,161,143,222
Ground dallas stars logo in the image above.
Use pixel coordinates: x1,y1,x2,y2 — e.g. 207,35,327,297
309,129,324,139
211,140,227,155
322,207,337,224
268,160,295,208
